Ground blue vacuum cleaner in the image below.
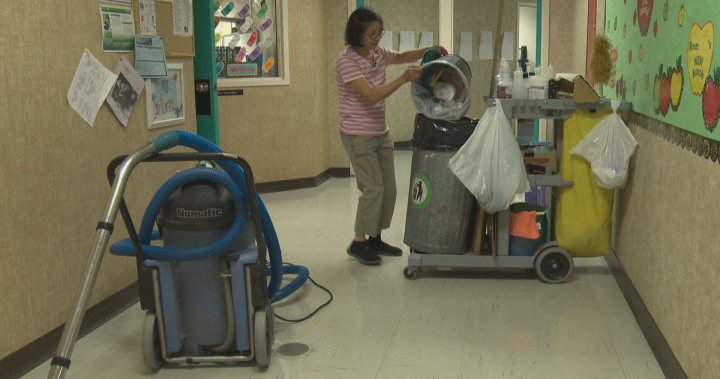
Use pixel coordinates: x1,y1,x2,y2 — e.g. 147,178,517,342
48,131,308,378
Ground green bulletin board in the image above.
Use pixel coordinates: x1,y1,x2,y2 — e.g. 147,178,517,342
604,0,720,141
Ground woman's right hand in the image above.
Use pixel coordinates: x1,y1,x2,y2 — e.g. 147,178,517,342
403,65,422,82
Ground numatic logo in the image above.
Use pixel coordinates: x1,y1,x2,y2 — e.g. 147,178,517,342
176,208,223,219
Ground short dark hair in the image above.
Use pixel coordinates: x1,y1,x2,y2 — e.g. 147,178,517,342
345,7,383,48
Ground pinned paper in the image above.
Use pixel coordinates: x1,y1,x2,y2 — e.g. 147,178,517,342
259,18,272,32
399,31,415,51
227,33,241,48
215,61,225,76
256,3,268,18
459,32,472,61
478,31,493,60
67,50,118,127
247,47,261,61
220,2,234,16
234,47,247,62
262,57,275,73
238,16,253,33
258,32,275,48
237,3,250,18
106,56,145,127
501,32,516,60
379,31,392,49
247,31,258,46
419,32,433,48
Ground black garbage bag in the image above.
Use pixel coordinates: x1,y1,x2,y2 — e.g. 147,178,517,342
411,113,479,151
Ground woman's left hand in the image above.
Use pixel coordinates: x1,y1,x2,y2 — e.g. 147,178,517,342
434,45,449,56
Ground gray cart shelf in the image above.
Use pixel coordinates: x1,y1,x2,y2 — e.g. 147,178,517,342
404,98,632,283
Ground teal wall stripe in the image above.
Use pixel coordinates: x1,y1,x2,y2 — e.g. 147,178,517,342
193,0,220,144
534,0,542,141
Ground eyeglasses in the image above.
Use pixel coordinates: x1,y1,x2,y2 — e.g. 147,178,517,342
365,29,385,40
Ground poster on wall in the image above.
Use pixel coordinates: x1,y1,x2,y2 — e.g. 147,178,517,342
145,63,186,129
100,3,136,52
106,56,145,127
604,0,720,141
67,50,118,127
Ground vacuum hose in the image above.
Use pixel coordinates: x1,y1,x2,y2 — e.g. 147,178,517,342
112,131,308,303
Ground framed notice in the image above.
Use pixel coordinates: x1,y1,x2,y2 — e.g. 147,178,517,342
145,63,186,129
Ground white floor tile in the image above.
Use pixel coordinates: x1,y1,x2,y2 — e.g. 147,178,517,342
23,150,664,379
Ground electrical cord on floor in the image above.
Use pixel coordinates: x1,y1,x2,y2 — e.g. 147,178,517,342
269,262,333,323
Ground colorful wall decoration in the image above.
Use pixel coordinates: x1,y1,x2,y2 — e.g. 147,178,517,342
604,0,720,141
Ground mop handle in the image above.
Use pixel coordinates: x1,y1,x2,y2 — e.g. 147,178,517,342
48,142,161,379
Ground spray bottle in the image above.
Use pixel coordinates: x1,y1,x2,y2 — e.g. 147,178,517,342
495,58,513,99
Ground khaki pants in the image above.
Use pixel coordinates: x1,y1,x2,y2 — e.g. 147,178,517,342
340,132,397,237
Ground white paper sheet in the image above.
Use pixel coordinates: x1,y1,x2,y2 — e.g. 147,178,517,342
67,50,118,127
419,31,433,48
478,31,493,60
459,32,473,61
106,56,145,127
399,31,415,51
172,0,193,37
379,31,392,49
502,32,516,60
138,0,157,35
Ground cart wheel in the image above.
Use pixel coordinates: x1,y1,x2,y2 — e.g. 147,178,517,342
142,311,162,370
254,308,272,367
534,247,574,284
403,266,418,280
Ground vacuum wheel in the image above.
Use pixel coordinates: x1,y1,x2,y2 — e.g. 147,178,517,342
142,311,163,370
254,307,273,367
403,266,418,280
534,247,574,284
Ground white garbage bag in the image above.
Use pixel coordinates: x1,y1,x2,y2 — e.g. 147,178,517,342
569,100,638,189
448,99,530,213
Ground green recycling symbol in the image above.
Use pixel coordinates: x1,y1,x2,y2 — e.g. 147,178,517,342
410,173,431,208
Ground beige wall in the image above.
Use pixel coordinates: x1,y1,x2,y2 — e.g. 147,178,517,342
1,0,353,362
615,122,720,378
5,2,716,377
217,0,335,183
0,0,196,359
454,0,519,119
549,0,588,75
372,0,440,142
589,2,717,377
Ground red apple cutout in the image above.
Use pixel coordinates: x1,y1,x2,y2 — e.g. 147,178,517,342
638,0,654,36
702,68,720,132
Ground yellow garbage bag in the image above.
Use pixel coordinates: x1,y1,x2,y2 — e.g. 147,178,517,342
556,109,614,257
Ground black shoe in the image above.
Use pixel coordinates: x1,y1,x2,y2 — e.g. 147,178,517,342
368,236,403,256
347,241,382,265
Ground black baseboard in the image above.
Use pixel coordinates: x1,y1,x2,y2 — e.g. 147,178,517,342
394,140,412,150
0,283,140,379
255,167,350,193
605,253,687,379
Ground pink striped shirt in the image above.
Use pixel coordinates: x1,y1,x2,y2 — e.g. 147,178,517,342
336,46,398,136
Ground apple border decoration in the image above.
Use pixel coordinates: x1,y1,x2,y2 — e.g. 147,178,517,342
702,67,720,132
630,113,719,162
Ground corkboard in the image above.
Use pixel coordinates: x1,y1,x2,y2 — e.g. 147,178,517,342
134,0,195,57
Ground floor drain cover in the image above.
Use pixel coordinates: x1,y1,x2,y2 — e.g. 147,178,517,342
276,342,310,356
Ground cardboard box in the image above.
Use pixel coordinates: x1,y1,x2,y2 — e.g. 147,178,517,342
523,150,557,172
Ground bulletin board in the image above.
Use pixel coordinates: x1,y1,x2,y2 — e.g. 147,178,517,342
134,0,195,57
604,0,720,141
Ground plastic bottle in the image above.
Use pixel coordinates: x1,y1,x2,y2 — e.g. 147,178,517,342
495,59,513,99
511,68,527,99
221,2,235,16
527,73,547,99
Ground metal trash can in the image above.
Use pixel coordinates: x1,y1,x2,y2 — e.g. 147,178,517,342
411,54,472,120
404,114,478,254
